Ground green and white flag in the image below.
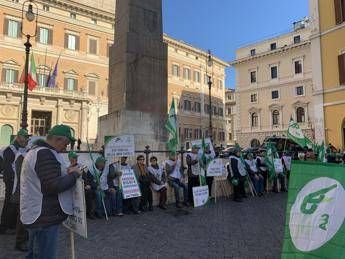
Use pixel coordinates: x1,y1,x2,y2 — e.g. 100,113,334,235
287,118,309,148
282,161,345,258
317,141,327,163
165,99,179,155
265,142,278,180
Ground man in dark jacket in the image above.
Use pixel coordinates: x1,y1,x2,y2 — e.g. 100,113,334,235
229,147,247,202
0,129,29,235
20,124,82,259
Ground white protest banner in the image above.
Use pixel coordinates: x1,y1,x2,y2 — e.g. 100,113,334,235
63,178,88,238
191,138,215,157
283,156,292,171
274,158,284,173
193,185,209,207
207,158,225,177
105,135,135,159
121,169,141,199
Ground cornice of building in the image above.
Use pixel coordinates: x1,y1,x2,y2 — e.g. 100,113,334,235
229,41,311,66
39,0,115,22
163,35,229,68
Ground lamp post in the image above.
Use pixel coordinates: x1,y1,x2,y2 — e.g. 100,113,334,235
20,0,38,130
206,50,213,142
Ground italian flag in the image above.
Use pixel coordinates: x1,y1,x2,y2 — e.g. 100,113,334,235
20,53,37,91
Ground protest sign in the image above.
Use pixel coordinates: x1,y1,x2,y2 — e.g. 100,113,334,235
104,135,135,159
121,169,141,199
281,161,345,259
207,158,225,177
193,185,209,207
274,158,283,173
282,156,292,171
63,178,88,238
191,138,215,157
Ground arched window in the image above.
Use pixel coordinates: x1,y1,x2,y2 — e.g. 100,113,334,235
296,107,305,123
251,139,260,148
251,113,258,127
0,124,13,146
272,110,280,125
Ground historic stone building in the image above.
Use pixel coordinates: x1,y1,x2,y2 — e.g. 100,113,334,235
309,0,345,149
0,0,228,148
230,19,314,148
225,88,236,146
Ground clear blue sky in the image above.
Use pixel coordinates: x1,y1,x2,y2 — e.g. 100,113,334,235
162,0,309,89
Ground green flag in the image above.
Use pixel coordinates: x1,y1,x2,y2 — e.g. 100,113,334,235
165,99,179,155
317,141,327,163
264,142,278,180
198,137,209,186
287,118,309,148
282,161,345,258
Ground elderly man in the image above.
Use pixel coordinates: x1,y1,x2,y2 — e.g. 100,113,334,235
20,124,82,259
0,129,29,235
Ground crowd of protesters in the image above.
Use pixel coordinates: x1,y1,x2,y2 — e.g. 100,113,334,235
0,124,344,259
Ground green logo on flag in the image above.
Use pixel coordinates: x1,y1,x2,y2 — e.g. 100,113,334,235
288,176,345,253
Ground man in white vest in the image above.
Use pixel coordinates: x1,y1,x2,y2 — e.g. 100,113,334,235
20,124,82,259
0,128,29,235
186,145,200,205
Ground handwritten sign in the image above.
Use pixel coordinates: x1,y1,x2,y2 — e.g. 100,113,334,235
274,158,284,173
191,138,216,158
105,135,135,159
193,186,209,207
121,169,141,199
207,159,225,177
63,178,87,238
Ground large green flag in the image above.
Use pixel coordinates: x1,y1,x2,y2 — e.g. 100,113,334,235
287,118,311,149
165,99,179,154
282,161,345,258
265,142,279,180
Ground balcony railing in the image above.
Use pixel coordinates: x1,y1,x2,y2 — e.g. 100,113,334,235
0,82,93,99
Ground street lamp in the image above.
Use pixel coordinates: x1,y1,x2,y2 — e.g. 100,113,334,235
206,50,213,142
20,0,38,130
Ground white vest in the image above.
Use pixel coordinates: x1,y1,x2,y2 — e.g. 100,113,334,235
187,153,201,176
20,147,74,225
12,149,28,195
245,159,258,173
166,159,182,180
148,165,167,191
113,162,131,187
89,163,110,191
229,155,247,176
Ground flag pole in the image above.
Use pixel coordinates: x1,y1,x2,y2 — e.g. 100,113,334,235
70,231,76,259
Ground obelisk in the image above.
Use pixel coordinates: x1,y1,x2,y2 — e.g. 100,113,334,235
99,0,168,151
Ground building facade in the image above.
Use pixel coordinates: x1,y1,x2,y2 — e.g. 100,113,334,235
230,20,314,148
0,0,228,148
310,0,345,149
166,37,228,148
0,0,111,147
225,88,236,145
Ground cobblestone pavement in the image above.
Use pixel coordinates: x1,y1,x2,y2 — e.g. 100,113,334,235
0,193,287,259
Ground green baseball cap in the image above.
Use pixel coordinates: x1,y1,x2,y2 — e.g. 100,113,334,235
95,156,106,165
17,128,30,138
68,151,78,159
48,124,76,142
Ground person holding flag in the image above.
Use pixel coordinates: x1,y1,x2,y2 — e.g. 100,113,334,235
199,141,215,196
228,146,247,202
186,145,201,204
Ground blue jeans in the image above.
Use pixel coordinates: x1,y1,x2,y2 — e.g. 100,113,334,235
26,224,60,259
250,175,264,194
170,178,188,203
107,188,123,215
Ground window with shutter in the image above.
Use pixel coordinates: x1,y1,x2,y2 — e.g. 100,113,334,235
7,20,19,38
75,36,80,50
89,39,97,55
334,0,345,24
338,53,345,85
48,29,53,45
88,81,96,95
